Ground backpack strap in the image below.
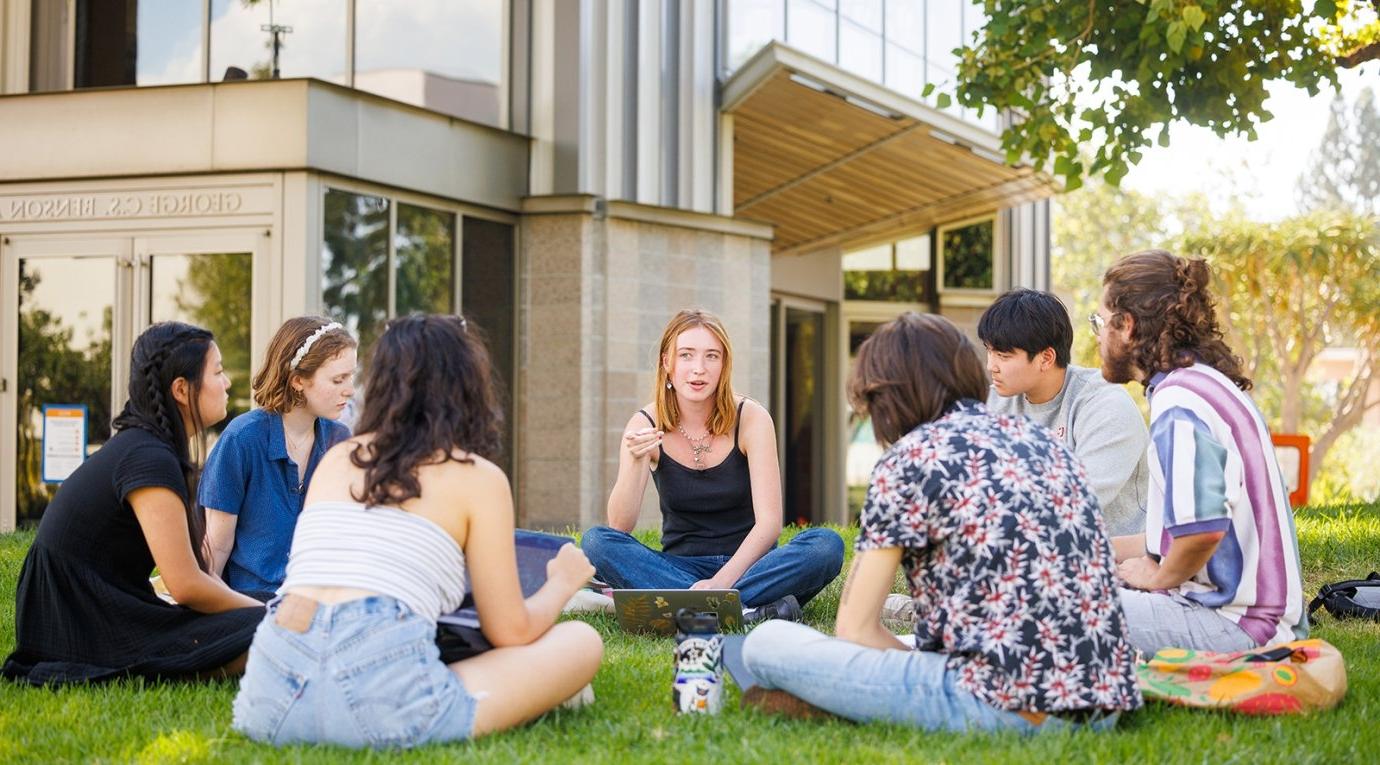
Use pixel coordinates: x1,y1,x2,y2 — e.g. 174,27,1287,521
1310,576,1380,619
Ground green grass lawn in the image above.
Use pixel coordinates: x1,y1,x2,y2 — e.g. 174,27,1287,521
2,506,1378,763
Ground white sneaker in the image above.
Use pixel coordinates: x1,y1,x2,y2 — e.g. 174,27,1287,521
563,589,615,614
881,593,914,632
560,683,596,710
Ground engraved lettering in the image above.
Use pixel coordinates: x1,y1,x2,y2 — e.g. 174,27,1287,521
224,193,242,212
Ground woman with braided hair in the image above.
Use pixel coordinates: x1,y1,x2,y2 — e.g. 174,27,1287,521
200,317,357,601
2,322,264,685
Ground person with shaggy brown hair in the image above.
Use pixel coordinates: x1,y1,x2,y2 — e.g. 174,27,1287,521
1097,250,1307,654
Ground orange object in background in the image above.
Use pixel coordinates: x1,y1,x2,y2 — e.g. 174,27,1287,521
1271,434,1311,508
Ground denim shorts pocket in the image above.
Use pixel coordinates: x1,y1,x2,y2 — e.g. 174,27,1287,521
335,624,447,748
233,633,309,744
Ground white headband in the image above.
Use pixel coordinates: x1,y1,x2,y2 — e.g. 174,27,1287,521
290,322,344,370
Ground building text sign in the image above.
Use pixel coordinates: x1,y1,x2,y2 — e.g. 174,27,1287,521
0,186,274,223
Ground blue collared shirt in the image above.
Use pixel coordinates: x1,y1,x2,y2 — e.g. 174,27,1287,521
199,408,350,596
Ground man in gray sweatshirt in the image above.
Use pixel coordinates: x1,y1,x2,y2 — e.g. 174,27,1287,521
979,289,1148,536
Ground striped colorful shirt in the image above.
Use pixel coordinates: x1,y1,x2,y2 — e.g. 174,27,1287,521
1145,363,1307,646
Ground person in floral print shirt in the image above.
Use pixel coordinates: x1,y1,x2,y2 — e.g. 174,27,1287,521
742,312,1142,731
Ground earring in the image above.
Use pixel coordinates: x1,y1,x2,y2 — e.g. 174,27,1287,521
666,381,673,390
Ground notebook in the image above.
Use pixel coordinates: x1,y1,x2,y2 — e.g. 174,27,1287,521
437,529,574,629
611,588,744,635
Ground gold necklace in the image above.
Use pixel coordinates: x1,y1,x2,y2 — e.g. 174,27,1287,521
677,424,713,469
285,425,314,458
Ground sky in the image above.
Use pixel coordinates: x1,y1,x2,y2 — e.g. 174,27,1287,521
1118,63,1380,221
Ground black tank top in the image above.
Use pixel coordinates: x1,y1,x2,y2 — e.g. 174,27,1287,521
639,400,754,557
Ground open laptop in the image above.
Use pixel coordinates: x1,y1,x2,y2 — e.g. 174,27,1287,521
438,529,574,630
611,589,744,635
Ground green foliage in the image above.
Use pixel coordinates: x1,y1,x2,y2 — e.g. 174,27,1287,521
176,254,254,428
15,271,112,524
842,269,929,303
394,204,457,316
1052,177,1171,368
940,220,995,290
957,1,1378,187
1185,210,1380,482
1052,175,1379,489
4,511,1380,762
321,190,390,358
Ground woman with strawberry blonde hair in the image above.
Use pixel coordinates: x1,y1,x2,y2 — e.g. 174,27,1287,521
582,309,843,619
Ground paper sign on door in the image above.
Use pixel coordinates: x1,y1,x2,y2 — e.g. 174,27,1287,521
42,404,88,483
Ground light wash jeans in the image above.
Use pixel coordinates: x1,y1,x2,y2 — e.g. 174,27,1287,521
580,526,844,608
741,620,1120,733
1118,588,1258,655
233,596,478,749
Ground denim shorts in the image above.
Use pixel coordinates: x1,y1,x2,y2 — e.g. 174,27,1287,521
232,595,479,749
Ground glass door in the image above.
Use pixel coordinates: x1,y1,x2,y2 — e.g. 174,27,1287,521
2,238,132,528
1,232,261,530
770,298,828,527
136,234,260,439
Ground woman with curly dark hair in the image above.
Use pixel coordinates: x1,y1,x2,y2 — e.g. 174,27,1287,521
3,322,264,685
233,314,603,750
1096,250,1305,654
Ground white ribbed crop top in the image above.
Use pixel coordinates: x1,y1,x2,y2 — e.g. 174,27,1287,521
281,501,468,621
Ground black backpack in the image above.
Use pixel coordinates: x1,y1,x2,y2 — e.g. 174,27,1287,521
1309,572,1380,622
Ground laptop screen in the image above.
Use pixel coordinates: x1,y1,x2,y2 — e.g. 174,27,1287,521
513,529,574,597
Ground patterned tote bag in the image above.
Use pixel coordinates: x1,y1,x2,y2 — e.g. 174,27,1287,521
1136,639,1347,715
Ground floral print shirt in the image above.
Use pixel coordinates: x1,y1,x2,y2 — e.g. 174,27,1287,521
858,400,1142,712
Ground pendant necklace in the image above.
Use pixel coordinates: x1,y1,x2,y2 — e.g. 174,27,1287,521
677,424,713,469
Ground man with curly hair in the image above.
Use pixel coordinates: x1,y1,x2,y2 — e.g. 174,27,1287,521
1096,250,1307,655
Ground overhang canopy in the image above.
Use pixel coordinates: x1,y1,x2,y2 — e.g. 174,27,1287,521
723,43,1056,255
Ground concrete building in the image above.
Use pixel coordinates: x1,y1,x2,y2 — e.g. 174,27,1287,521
0,0,1054,532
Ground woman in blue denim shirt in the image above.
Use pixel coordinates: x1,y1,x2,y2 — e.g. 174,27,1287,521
201,317,356,600
233,315,603,749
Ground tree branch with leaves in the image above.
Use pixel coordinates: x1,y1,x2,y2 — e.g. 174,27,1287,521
954,1,1379,190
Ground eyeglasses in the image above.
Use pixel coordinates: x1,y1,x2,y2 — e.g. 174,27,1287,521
1088,312,1107,337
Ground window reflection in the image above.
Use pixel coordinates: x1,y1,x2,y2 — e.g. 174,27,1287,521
727,0,786,71
355,0,504,125
210,0,348,83
884,43,923,97
940,219,995,290
322,190,390,359
839,20,882,81
842,234,932,303
75,0,203,88
16,257,115,524
150,253,255,436
395,204,456,316
840,0,881,31
462,218,516,474
885,1,924,52
787,0,837,62
724,0,998,130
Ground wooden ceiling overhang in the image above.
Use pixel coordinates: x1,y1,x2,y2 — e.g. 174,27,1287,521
723,43,1057,255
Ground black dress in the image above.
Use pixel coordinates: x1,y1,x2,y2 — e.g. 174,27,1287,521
2,427,263,685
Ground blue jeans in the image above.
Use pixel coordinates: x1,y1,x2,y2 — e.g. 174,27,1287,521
233,596,479,749
580,526,844,608
742,621,1121,733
